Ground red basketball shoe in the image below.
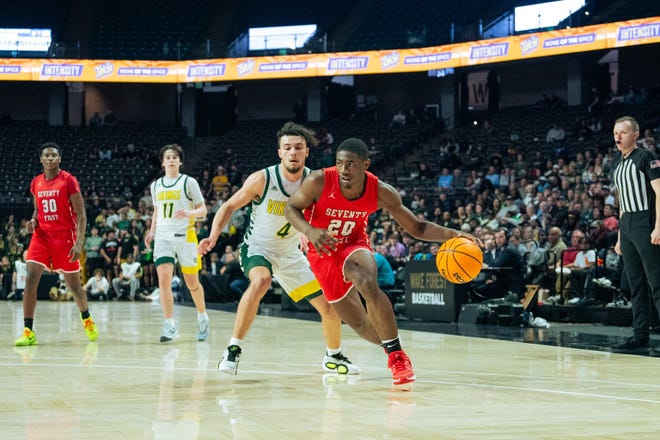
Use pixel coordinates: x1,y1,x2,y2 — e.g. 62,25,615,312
387,350,416,385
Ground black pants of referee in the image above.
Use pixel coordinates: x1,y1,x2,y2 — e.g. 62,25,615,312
619,211,660,340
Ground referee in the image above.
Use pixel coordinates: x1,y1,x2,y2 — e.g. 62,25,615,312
611,116,660,355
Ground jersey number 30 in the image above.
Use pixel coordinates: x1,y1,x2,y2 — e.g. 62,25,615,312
41,198,58,213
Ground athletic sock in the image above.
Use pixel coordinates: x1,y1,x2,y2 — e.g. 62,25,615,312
197,311,208,322
326,347,342,356
81,310,91,320
381,337,402,354
229,337,242,347
24,318,34,331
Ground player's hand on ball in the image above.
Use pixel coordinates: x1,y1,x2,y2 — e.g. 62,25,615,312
456,231,483,248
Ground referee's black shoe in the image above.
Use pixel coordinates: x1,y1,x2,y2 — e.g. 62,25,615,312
610,336,649,354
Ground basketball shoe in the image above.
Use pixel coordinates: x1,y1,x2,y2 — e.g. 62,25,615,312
197,315,209,341
160,320,180,343
14,327,37,346
81,316,98,341
218,345,241,375
323,352,361,375
387,350,416,385
610,336,649,354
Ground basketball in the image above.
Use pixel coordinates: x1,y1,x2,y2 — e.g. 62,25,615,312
436,237,483,284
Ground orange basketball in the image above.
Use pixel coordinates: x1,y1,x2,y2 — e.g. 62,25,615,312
436,237,483,284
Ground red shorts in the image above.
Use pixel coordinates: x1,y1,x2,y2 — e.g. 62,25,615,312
307,244,368,303
27,229,80,273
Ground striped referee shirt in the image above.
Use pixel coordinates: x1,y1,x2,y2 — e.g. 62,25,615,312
613,147,660,214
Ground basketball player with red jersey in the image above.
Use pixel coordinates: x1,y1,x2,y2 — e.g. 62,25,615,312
286,138,479,385
14,142,98,346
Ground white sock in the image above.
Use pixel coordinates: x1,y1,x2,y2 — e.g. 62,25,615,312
165,318,176,327
197,311,208,322
326,347,342,356
229,337,242,347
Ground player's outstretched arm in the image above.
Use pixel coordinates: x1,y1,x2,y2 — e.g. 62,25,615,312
198,170,265,255
378,180,481,246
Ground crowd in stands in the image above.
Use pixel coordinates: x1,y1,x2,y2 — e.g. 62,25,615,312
2,100,660,309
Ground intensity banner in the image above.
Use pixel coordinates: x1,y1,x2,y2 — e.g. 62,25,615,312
0,17,658,83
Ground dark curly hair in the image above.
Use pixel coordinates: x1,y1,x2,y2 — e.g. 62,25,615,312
276,121,318,148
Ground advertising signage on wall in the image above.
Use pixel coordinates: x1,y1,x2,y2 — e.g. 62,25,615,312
0,28,51,53
404,260,468,322
0,17,658,83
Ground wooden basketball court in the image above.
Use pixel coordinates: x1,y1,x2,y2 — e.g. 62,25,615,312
1,300,659,439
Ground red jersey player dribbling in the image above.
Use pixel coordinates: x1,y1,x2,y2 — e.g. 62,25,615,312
286,138,480,386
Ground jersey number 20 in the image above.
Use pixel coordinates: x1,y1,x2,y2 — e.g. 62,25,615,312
327,219,356,236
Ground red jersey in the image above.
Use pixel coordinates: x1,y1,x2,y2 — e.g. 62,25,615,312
307,167,379,251
30,170,81,232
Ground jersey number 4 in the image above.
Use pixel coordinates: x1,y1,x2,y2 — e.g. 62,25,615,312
277,222,292,238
